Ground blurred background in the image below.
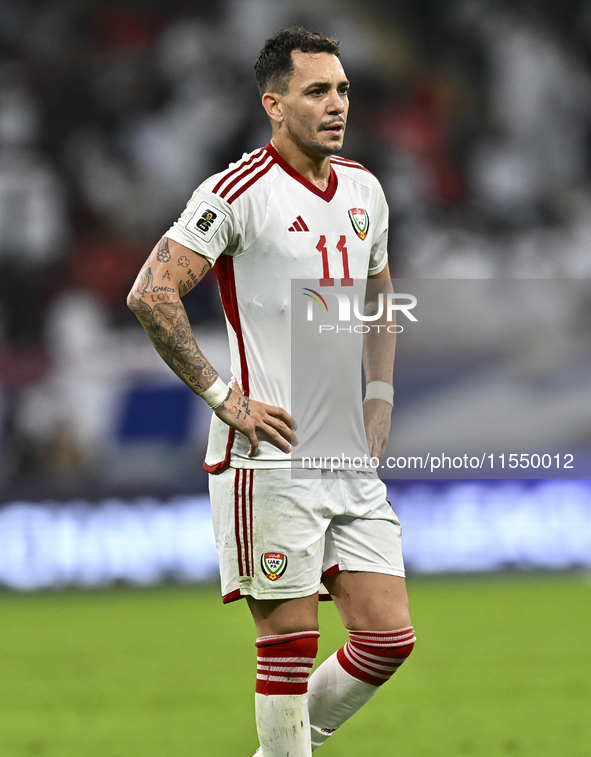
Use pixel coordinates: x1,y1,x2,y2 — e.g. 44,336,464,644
0,3,590,756
0,0,590,578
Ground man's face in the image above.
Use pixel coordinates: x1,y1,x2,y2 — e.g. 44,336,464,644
278,51,349,157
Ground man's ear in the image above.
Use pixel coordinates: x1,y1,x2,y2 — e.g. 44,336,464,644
262,92,284,125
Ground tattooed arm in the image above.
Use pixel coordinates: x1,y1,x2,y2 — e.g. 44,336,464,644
127,237,295,456
362,262,395,461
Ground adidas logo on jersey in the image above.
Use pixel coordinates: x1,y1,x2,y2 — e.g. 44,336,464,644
288,216,309,232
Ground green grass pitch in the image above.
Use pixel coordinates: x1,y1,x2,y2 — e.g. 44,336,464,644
0,573,589,756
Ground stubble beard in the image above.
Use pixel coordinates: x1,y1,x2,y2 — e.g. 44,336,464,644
285,119,345,157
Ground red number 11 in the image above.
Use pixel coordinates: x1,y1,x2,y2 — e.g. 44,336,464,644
316,235,353,287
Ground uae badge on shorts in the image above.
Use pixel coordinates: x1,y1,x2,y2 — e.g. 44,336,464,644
348,208,369,240
261,552,288,581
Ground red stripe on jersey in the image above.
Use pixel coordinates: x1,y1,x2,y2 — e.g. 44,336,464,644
330,156,372,175
330,155,368,167
241,469,250,576
205,254,248,474
218,152,273,201
226,158,275,204
212,148,265,195
293,218,303,231
297,215,309,231
330,155,363,165
234,468,244,577
214,254,249,396
265,143,338,202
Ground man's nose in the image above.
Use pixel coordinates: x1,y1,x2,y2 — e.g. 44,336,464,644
327,90,346,113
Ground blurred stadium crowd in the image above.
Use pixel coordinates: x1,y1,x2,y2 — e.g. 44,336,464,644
1,0,591,498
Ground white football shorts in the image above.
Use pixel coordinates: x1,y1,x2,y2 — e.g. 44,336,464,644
208,467,405,603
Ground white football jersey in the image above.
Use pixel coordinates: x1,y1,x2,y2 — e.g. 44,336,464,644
165,143,389,471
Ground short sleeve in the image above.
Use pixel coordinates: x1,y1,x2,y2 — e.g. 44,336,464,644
164,187,241,267
368,185,389,276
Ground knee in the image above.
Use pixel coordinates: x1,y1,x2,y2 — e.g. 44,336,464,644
337,626,415,686
247,595,319,638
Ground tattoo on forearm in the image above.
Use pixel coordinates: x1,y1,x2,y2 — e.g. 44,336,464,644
129,244,214,390
150,292,177,303
127,292,152,320
128,294,216,392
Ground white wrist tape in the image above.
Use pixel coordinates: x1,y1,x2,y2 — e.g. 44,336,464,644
364,381,394,405
199,377,232,409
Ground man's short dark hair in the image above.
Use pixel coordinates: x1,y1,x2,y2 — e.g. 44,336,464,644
254,27,340,96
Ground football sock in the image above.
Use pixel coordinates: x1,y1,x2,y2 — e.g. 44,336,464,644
307,626,415,750
254,630,320,757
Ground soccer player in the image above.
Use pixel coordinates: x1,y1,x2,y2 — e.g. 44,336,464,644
128,27,414,757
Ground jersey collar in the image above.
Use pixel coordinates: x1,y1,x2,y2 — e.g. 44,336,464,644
264,142,338,202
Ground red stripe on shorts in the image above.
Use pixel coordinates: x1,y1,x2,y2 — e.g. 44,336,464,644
249,470,255,577
242,469,250,576
234,469,244,577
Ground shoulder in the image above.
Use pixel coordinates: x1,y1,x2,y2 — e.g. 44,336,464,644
201,146,276,206
330,155,383,193
330,155,387,213
330,154,374,176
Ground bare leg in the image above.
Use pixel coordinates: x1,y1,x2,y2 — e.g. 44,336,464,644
306,572,414,751
323,571,411,630
247,593,319,636
248,594,320,757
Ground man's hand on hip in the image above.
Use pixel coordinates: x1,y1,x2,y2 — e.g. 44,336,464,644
215,384,297,458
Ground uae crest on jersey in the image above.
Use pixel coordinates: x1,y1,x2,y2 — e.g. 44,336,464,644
348,208,369,240
261,552,288,581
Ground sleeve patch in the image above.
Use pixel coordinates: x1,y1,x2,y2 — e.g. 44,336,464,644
185,201,228,243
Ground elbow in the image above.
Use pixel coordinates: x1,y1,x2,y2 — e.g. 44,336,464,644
127,289,141,313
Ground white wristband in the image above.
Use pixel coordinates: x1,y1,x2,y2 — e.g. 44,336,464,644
199,377,232,409
364,381,394,405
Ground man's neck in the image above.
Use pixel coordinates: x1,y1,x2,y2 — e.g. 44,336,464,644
270,137,331,190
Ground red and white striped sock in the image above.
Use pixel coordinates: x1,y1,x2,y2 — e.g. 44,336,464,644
337,627,416,686
254,631,320,757
308,627,415,750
